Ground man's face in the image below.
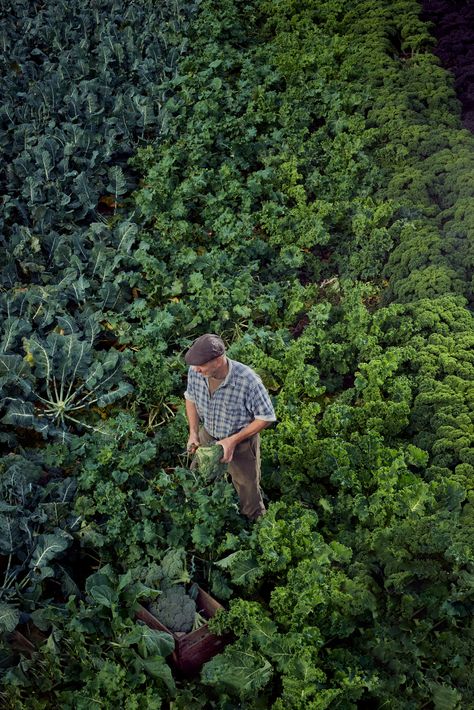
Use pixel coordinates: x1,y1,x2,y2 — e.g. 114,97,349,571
192,355,224,378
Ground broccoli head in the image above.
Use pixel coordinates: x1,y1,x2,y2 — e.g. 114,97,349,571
149,585,196,633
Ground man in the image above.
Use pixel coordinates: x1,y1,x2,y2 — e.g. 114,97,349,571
184,333,276,520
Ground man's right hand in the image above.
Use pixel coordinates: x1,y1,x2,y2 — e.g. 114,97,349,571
187,434,200,454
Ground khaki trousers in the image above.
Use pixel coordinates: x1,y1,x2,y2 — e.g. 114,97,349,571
198,427,266,520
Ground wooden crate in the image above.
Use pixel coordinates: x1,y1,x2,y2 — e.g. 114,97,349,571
7,625,47,657
136,586,229,676
7,630,36,657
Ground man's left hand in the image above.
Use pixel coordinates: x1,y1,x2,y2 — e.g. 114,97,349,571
216,437,236,463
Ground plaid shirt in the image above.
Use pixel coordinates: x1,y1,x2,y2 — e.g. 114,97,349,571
184,358,276,439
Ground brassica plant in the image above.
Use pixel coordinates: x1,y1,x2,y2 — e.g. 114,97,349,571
194,444,226,482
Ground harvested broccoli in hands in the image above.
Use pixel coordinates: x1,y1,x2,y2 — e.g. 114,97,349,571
149,585,197,633
195,444,226,482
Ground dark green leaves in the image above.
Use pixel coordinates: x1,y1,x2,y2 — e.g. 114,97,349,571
0,604,20,633
0,302,133,438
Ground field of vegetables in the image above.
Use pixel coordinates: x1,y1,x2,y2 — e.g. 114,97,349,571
1,0,473,707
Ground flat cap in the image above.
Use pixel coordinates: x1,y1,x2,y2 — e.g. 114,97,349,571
185,333,226,365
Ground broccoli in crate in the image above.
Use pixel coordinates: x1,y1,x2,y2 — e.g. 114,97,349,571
148,547,207,633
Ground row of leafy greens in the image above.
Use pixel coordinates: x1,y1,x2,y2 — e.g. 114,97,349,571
1,0,474,708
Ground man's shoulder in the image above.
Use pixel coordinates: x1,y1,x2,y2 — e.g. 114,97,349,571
228,359,261,385
187,367,205,385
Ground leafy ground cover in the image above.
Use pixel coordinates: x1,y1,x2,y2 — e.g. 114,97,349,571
1,0,474,708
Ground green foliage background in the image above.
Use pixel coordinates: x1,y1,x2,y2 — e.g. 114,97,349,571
1,0,473,708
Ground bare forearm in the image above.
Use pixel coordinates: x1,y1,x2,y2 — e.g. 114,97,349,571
227,419,270,446
185,399,200,437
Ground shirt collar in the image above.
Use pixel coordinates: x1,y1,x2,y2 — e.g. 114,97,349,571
221,357,234,387
194,357,234,388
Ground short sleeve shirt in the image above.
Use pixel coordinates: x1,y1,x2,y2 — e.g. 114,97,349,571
184,358,276,439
